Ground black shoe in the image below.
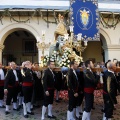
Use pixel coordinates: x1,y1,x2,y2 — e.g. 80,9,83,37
18,105,22,109
5,111,10,115
24,114,29,118
47,115,56,119
13,108,20,111
33,105,40,108
76,116,79,120
27,112,34,115
79,116,82,120
55,100,60,103
0,105,5,108
79,112,83,115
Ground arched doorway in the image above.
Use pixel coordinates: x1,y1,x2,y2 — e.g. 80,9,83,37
82,28,111,63
82,32,109,63
0,23,40,65
82,40,103,63
2,30,38,65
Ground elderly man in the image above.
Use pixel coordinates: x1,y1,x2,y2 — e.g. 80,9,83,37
103,62,117,120
4,62,21,114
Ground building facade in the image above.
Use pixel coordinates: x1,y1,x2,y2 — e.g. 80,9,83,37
0,0,120,65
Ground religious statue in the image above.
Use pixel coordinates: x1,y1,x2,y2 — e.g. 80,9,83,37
49,14,83,67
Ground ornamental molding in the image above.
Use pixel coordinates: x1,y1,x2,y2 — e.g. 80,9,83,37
102,44,120,50
0,44,4,50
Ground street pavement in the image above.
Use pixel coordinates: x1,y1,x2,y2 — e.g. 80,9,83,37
0,91,120,120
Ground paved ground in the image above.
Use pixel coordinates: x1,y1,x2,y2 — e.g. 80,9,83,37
0,90,120,120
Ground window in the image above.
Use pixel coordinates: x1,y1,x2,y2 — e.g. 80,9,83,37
22,39,36,56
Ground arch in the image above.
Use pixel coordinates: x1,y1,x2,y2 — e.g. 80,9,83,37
100,28,111,45
0,23,40,44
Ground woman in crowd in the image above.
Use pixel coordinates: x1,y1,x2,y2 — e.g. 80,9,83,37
21,61,34,118
31,62,44,108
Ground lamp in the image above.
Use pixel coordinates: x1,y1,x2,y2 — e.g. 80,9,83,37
77,33,82,41
69,25,74,32
36,31,51,56
64,34,69,40
63,26,88,59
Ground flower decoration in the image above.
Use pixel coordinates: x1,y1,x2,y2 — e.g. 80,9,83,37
50,50,60,66
43,55,49,67
59,48,71,67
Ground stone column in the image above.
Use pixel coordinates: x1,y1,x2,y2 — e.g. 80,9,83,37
0,44,4,63
103,45,120,62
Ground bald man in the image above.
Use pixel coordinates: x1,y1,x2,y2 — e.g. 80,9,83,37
103,62,117,120
4,62,22,114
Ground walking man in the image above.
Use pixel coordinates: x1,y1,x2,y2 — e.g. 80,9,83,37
103,62,117,120
41,61,56,120
82,60,100,120
4,62,21,114
67,60,79,120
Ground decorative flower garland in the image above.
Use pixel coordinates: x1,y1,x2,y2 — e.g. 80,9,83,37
100,12,120,29
0,9,69,25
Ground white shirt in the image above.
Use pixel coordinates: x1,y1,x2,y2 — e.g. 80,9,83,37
73,69,78,80
108,69,114,74
13,70,18,81
0,69,5,80
35,71,41,79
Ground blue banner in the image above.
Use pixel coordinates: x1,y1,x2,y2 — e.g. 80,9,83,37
70,0,99,41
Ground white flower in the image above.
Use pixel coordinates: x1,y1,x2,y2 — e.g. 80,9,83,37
68,60,70,63
43,59,46,62
64,63,66,65
54,51,56,53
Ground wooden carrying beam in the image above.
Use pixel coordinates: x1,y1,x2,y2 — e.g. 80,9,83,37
3,66,120,72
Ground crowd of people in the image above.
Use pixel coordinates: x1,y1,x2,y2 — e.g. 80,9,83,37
0,61,44,118
0,58,120,120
